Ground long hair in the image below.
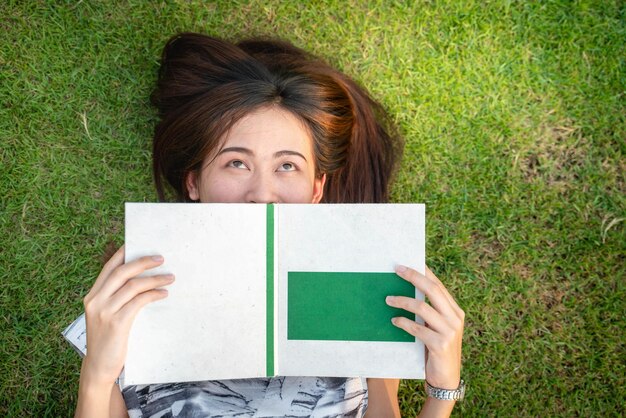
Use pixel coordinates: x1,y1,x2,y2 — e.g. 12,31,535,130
151,33,403,203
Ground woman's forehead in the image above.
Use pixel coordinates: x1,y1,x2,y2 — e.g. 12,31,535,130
220,106,313,153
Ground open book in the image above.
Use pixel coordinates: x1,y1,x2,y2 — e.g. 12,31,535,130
120,203,425,386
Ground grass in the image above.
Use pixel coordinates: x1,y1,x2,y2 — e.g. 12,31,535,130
1,0,624,416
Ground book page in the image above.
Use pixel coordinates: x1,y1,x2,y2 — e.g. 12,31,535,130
123,203,267,385
276,204,425,379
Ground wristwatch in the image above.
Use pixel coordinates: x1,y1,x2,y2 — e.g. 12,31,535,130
425,379,465,401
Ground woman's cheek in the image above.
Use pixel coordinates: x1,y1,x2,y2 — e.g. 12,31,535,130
278,176,315,203
200,176,246,203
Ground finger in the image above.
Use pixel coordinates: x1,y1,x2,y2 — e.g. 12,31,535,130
425,266,464,317
116,288,169,324
395,265,456,318
96,255,165,299
391,316,438,343
386,296,449,334
106,274,175,314
89,245,125,296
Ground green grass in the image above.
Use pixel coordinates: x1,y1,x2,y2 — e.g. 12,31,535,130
1,0,624,416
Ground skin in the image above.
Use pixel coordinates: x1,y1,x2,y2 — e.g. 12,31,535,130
76,106,464,418
185,106,325,204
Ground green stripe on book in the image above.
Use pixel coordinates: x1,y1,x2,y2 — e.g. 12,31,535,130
266,204,274,376
288,272,416,342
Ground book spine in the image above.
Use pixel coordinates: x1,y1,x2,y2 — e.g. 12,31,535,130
266,203,275,376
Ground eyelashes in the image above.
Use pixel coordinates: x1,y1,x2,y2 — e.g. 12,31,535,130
226,159,299,172
277,162,296,172
228,159,248,169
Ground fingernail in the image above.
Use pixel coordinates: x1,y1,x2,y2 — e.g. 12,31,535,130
386,296,395,304
395,265,407,273
152,255,164,262
165,274,175,281
391,317,398,325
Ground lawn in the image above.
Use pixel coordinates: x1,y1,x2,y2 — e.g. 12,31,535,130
1,1,624,416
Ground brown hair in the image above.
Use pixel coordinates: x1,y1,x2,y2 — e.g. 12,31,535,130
152,33,403,203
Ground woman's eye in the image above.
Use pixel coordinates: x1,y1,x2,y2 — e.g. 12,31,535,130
229,160,248,169
278,162,296,172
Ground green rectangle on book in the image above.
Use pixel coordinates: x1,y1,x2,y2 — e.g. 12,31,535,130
287,272,416,342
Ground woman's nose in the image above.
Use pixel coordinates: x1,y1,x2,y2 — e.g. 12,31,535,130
245,172,278,204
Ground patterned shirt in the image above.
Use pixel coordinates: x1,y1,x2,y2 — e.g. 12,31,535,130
63,314,368,417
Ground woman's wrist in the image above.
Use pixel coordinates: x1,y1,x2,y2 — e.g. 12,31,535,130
79,359,117,392
76,370,117,418
425,379,465,402
76,359,118,412
80,355,120,387
426,375,461,391
417,397,456,418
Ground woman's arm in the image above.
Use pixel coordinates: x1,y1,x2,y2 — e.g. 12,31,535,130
75,373,127,418
75,246,174,418
365,378,457,418
365,378,400,418
385,265,465,418
416,397,456,418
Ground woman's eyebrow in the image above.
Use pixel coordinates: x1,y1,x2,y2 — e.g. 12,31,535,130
274,150,307,161
218,146,254,156
217,147,307,162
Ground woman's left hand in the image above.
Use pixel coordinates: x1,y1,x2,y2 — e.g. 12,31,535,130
386,265,464,390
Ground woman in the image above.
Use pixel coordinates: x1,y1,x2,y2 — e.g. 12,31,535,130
72,33,464,417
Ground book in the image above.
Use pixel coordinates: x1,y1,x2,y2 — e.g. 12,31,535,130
121,203,425,386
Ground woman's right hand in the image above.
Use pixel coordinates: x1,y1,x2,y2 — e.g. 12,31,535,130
81,245,175,385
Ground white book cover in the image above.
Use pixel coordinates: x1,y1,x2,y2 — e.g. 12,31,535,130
122,203,425,387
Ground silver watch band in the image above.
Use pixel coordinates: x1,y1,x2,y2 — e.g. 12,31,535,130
425,379,465,401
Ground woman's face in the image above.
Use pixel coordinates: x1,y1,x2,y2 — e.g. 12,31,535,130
186,106,325,204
